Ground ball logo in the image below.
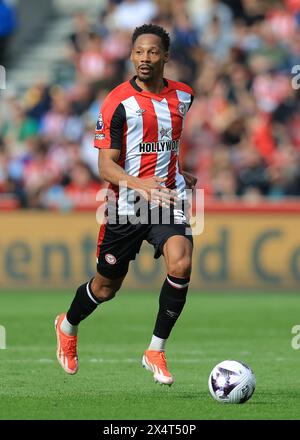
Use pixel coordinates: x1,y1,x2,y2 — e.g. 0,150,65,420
105,253,117,265
177,102,187,117
96,113,104,131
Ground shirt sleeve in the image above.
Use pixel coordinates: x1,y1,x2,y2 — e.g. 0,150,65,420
188,94,194,111
94,102,126,150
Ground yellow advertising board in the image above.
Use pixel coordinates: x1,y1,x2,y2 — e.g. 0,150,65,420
0,212,299,290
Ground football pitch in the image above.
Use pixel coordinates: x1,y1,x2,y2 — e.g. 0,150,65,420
0,290,299,420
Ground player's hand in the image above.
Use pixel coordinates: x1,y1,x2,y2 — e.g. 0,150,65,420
182,171,197,191
135,176,179,207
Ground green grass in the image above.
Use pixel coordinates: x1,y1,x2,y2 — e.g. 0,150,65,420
0,290,300,420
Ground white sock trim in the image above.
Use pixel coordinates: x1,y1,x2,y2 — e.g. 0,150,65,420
86,282,99,305
167,276,189,289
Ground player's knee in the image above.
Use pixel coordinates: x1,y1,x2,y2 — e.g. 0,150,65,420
100,288,117,302
92,279,122,302
93,285,118,302
92,274,124,302
168,256,192,278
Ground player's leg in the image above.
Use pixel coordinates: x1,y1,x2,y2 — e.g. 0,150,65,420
55,272,126,375
55,220,144,375
143,230,193,385
153,234,192,339
61,271,126,334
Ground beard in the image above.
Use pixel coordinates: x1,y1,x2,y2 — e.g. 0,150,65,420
137,72,153,83
136,69,155,83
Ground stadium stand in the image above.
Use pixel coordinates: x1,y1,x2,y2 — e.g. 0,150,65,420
1,0,300,210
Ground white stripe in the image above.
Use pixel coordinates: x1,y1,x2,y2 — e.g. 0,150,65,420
167,276,189,289
86,282,99,305
63,354,68,369
119,96,143,215
151,98,173,179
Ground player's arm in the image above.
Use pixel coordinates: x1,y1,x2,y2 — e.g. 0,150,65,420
98,150,178,206
98,149,138,188
181,89,196,190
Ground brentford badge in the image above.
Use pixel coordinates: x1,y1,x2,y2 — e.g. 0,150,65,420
105,253,117,265
178,102,187,117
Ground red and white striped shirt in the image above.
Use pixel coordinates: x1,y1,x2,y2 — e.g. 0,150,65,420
94,76,194,214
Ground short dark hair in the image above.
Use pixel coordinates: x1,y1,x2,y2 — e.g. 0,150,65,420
132,24,170,52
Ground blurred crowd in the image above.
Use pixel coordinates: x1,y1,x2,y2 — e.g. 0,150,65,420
1,0,300,210
0,0,16,66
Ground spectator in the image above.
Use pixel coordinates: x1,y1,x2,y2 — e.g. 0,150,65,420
69,11,93,54
1,101,39,157
109,0,157,31
201,14,235,61
1,0,300,209
191,0,233,35
64,161,102,210
40,88,84,142
77,33,111,83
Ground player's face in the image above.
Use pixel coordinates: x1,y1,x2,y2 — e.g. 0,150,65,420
131,34,169,82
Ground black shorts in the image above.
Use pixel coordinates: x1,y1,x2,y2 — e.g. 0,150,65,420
96,208,193,279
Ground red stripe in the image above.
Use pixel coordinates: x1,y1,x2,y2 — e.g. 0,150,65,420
134,95,158,178
96,223,106,258
106,120,127,213
165,91,184,188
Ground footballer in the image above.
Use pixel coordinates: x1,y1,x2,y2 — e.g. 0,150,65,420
55,24,197,386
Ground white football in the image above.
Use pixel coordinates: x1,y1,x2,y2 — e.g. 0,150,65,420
208,360,256,404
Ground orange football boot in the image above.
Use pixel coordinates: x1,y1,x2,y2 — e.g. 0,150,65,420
55,313,78,375
142,350,174,386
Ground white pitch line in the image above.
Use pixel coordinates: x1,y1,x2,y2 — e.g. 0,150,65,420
0,357,288,364
3,347,205,354
1,358,203,364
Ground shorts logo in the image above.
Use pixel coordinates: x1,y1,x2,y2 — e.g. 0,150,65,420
105,253,117,265
173,209,186,224
96,113,104,131
178,102,187,117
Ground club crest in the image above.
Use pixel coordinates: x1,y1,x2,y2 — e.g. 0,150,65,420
177,102,187,117
105,253,117,265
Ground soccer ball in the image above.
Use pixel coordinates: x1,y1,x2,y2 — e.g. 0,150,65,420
208,360,256,404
